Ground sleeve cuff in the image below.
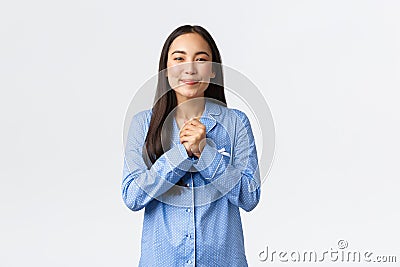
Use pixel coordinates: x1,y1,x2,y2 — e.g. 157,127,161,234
164,143,194,173
193,142,225,179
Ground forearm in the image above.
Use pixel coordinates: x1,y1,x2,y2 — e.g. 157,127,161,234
122,143,193,211
193,143,261,211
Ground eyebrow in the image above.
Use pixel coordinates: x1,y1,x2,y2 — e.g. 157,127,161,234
170,50,210,57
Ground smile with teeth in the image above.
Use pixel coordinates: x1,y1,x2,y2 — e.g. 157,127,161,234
180,79,200,85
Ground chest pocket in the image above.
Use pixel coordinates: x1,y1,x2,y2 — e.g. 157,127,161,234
206,123,233,164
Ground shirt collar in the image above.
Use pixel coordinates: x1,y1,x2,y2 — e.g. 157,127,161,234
199,98,222,134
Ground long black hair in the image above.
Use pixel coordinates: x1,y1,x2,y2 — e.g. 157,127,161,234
145,25,226,165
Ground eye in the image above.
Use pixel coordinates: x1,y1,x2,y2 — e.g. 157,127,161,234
173,57,184,61
196,58,207,62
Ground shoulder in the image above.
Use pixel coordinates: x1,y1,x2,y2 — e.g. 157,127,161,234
128,109,153,133
218,105,251,126
131,108,152,124
231,108,249,122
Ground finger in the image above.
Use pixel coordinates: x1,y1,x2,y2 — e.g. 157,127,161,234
181,121,205,132
180,124,199,134
180,137,198,146
186,119,206,130
182,117,202,128
181,141,193,156
180,121,193,132
180,125,202,137
179,129,197,139
180,126,205,141
180,131,204,142
181,142,199,154
180,135,195,144
193,152,201,158
179,126,199,135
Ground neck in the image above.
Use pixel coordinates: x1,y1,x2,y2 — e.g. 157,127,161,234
175,97,206,120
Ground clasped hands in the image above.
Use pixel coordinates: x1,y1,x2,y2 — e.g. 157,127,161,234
179,117,206,158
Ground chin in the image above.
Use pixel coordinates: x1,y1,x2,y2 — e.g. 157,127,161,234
182,92,202,99
175,88,205,98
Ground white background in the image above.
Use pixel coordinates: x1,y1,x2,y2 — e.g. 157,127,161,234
1,0,399,266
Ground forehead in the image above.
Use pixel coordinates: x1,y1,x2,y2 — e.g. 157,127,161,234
168,33,212,54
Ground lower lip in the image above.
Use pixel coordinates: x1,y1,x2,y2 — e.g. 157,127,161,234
182,80,199,85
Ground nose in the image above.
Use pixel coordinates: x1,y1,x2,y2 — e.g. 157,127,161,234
184,61,197,75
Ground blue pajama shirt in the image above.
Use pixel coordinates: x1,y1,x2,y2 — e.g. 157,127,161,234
122,99,261,266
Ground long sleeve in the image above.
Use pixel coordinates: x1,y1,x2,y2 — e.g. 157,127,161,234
122,110,194,211
192,109,261,212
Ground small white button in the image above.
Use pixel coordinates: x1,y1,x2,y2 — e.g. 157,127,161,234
187,259,192,264
186,208,191,212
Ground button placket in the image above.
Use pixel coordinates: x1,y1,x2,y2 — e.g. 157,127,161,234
190,172,196,266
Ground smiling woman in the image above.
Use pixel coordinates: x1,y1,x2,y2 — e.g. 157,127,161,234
167,33,215,98
166,32,216,130
122,25,261,267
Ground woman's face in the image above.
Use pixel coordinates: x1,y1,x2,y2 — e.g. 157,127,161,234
166,33,215,103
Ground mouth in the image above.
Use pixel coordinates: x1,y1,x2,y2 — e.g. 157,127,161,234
180,79,200,85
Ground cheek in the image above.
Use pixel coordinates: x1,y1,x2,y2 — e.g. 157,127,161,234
167,64,183,76
166,64,183,88
198,63,214,80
